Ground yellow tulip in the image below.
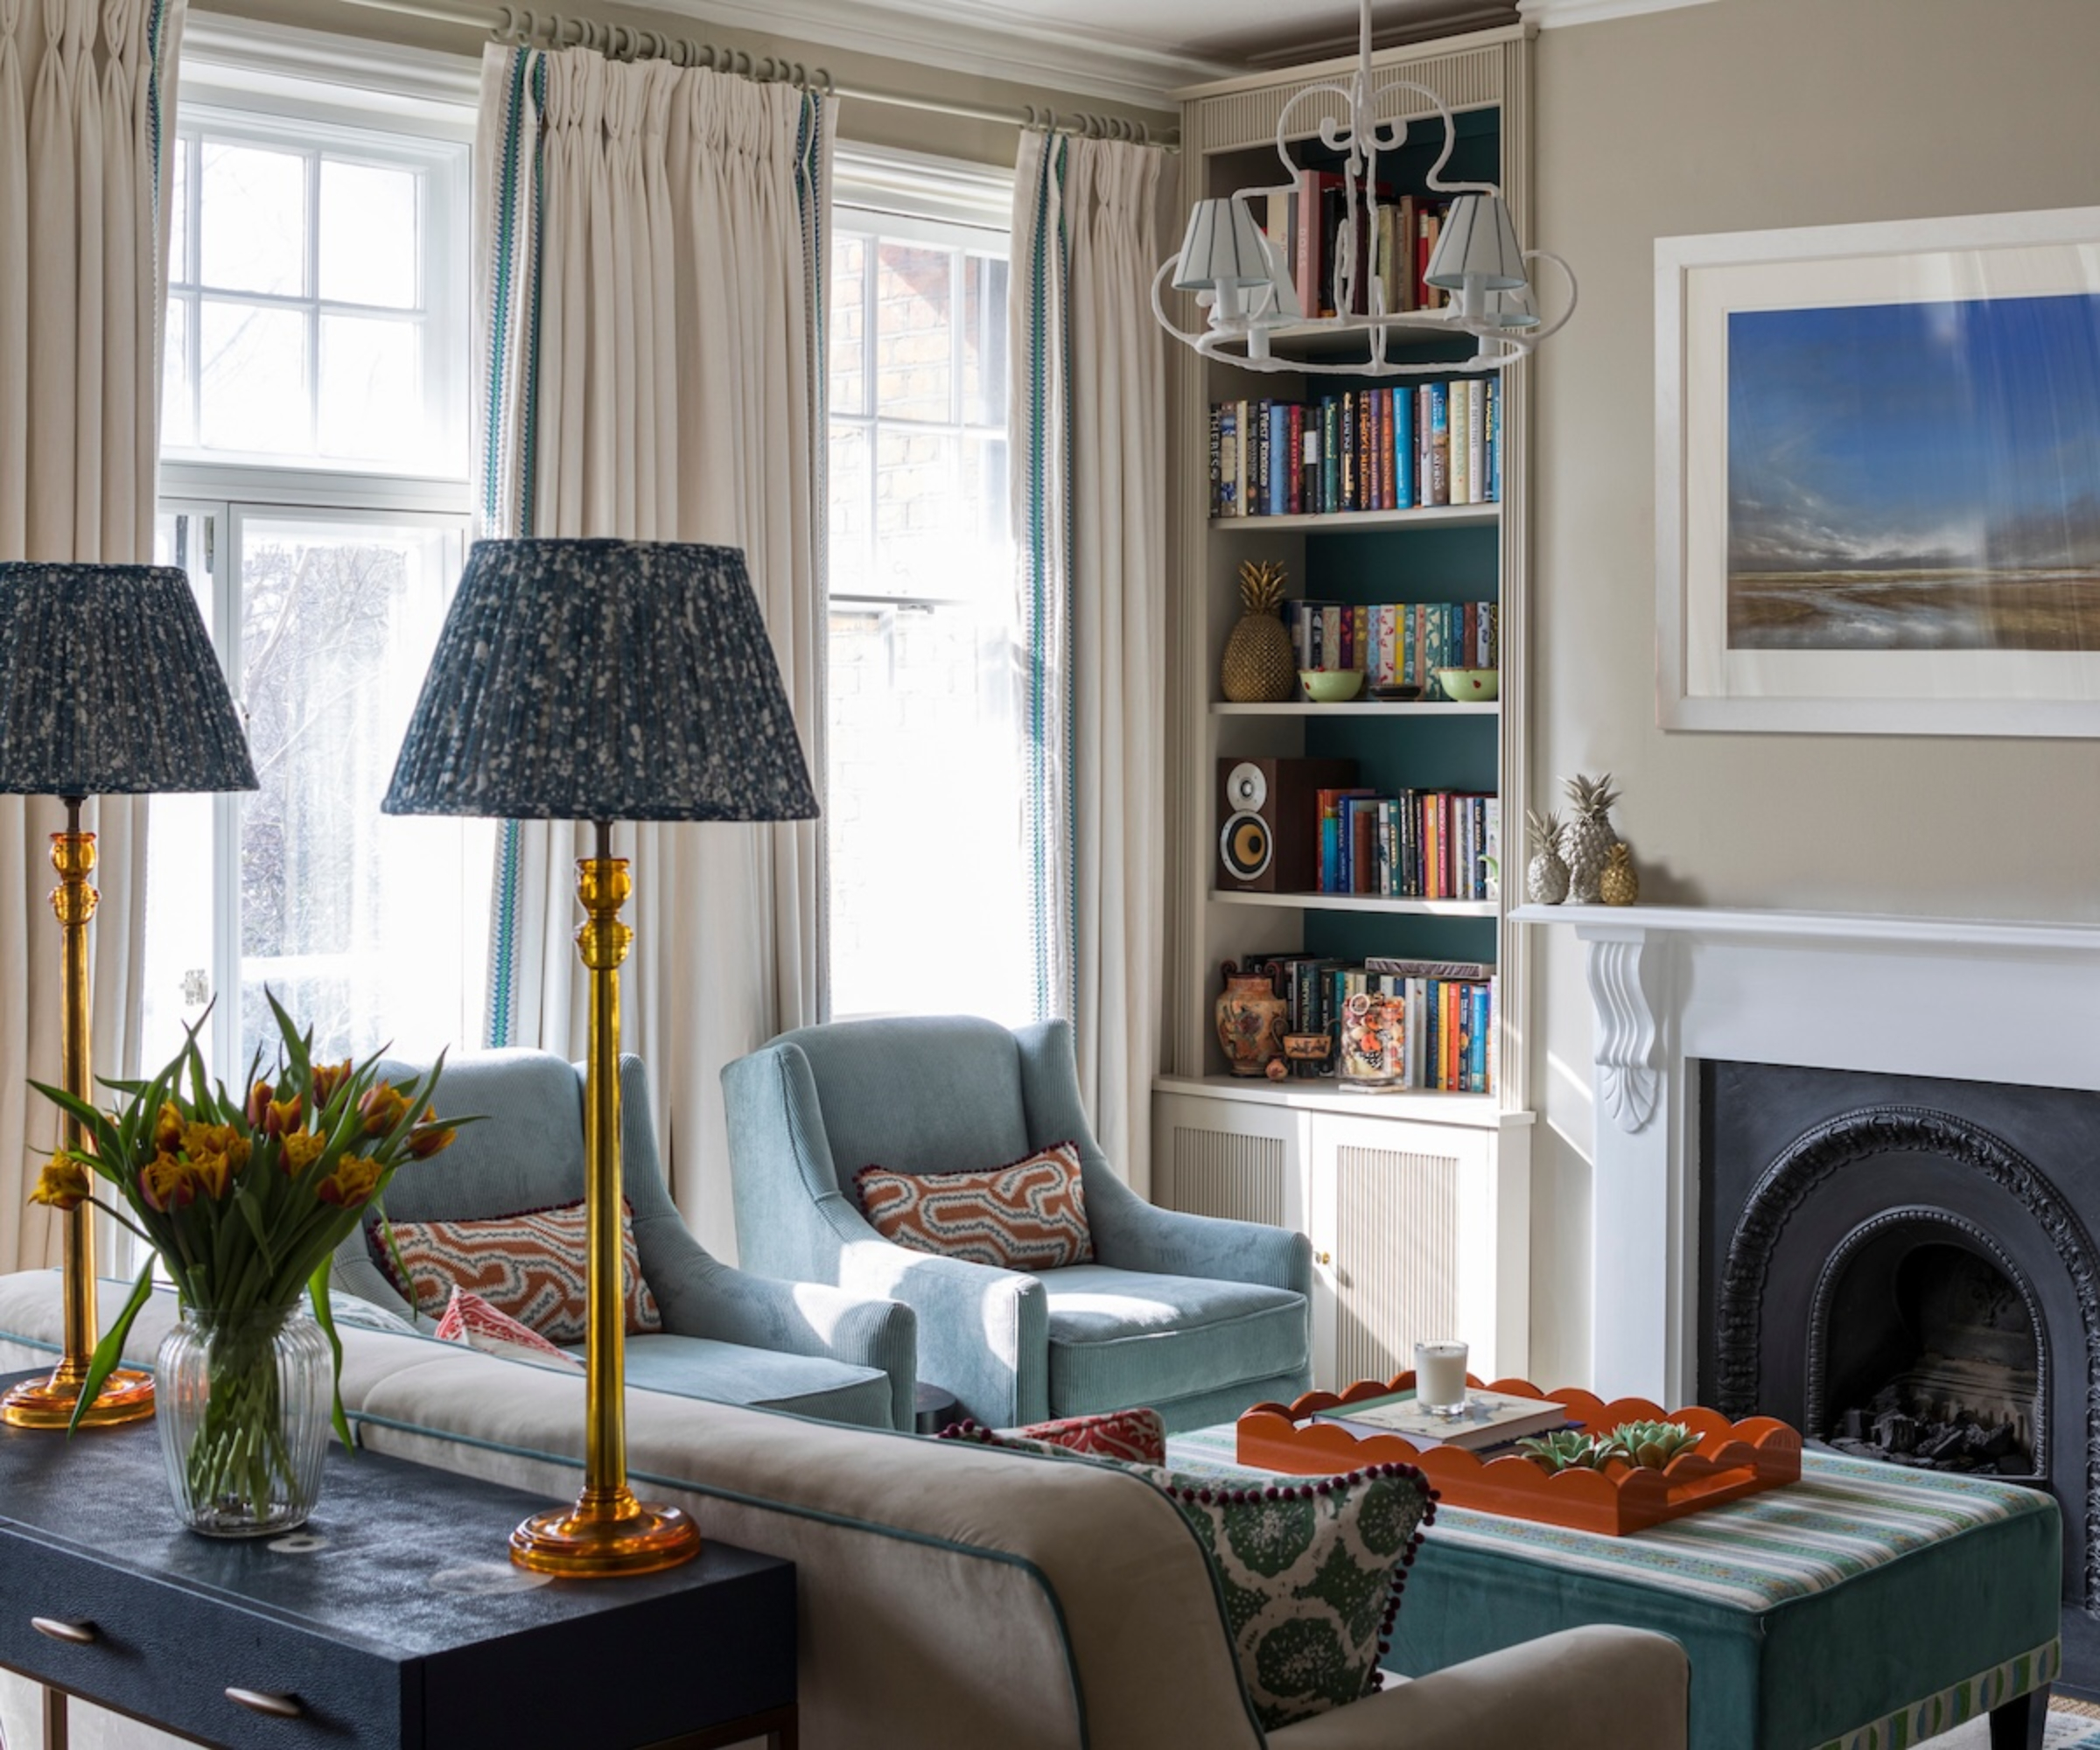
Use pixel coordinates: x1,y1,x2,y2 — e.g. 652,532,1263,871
139,1151,194,1213
153,1102,185,1154
28,1156,88,1211
279,1130,326,1174
359,1082,410,1138
318,1154,383,1208
311,1060,354,1110
186,1149,234,1201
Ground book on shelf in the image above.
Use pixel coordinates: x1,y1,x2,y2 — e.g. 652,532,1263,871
1242,956,1498,1094
1208,388,1500,518
1285,600,1500,683
1311,1387,1571,1451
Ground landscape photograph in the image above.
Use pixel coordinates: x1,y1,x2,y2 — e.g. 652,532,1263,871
1726,288,2100,650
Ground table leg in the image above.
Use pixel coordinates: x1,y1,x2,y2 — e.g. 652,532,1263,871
42,1684,67,1750
1988,1684,2048,1750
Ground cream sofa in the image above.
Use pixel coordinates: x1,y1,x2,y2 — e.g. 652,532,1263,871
0,1271,1689,1749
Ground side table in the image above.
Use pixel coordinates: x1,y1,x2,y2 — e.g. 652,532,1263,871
0,1371,797,1750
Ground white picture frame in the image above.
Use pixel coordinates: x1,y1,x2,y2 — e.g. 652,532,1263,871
1656,206,2100,737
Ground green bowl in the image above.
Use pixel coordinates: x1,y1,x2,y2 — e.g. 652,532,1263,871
1298,668,1365,704
1433,667,1500,703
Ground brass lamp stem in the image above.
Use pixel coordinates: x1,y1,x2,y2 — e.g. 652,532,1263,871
509,819,701,1576
1,798,156,1430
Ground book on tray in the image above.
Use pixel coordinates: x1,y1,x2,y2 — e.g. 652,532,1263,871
1310,1387,1572,1452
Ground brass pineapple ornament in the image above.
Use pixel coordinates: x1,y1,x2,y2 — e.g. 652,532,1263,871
1561,772,1621,905
1523,808,1569,905
1221,560,1295,704
1600,842,1640,907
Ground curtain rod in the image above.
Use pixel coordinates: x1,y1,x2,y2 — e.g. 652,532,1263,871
326,0,1179,148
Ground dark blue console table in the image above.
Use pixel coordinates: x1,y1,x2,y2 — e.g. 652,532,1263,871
0,1372,796,1749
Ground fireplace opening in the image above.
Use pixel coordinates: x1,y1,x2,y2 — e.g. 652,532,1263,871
1816,1227,2040,1480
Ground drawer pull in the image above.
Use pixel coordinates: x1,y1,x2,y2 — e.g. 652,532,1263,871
225,1688,303,1718
30,1617,95,1645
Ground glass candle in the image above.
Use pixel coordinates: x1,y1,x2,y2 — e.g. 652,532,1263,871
1414,1340,1469,1416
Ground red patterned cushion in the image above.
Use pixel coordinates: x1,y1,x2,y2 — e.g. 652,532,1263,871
853,1143,1093,1270
369,1197,662,1343
432,1286,584,1371
1012,1408,1167,1465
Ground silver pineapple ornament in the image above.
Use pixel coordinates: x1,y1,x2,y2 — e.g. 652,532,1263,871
1523,808,1570,905
1562,773,1621,905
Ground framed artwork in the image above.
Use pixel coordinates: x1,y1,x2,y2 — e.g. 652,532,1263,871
1656,206,2100,736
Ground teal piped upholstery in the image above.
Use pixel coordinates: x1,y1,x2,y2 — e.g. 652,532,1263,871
326,1046,916,1431
723,1015,1311,1432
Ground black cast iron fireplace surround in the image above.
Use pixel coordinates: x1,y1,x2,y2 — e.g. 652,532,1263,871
1698,1062,2100,1696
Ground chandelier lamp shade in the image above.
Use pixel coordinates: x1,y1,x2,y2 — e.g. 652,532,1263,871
1152,0,1576,376
0,562,259,1433
383,536,818,1578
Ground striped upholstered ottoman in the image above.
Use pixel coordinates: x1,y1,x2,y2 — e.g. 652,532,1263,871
1166,1433,2060,1750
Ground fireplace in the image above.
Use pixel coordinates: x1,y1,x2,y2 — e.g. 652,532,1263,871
1696,1060,2100,1682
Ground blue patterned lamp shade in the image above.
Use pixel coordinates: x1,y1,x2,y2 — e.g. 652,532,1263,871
0,562,257,797
382,538,818,823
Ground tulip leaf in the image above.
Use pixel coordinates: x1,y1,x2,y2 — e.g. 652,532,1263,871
66,1258,157,1437
306,1262,355,1453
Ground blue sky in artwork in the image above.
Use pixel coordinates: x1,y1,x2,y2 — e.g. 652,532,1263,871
1728,291,2100,574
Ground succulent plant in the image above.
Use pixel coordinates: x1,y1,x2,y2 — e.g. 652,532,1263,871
1516,1430,1613,1474
1606,1420,1702,1469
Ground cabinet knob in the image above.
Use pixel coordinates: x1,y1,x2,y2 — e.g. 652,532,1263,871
225,1688,303,1719
31,1617,95,1645
1316,1250,1332,1265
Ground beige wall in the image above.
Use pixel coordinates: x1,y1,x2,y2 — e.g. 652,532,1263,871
197,0,1175,164
1524,0,2100,1386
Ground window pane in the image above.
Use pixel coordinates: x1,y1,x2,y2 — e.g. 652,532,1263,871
199,300,307,452
162,301,195,448
318,314,420,462
168,137,189,285
200,142,305,296
830,424,872,594
318,159,418,309
234,517,489,1067
877,427,999,597
962,254,1008,428
831,234,866,416
875,242,952,421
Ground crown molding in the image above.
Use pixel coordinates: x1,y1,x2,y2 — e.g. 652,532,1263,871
183,11,480,116
656,0,1230,111
1516,0,1717,27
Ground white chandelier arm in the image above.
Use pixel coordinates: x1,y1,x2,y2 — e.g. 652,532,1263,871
1150,252,1213,351
1372,79,1500,197
1272,82,1359,180
1191,328,1529,378
1521,248,1580,342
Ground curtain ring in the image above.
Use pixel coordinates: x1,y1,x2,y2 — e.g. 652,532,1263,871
606,24,632,60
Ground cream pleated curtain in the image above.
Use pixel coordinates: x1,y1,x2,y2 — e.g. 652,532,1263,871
475,44,830,1256
1012,132,1166,1193
0,0,183,1272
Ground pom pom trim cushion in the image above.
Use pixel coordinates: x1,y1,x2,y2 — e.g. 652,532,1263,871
432,1286,585,1372
852,1141,1093,1270
368,1196,662,1343
941,1407,1166,1466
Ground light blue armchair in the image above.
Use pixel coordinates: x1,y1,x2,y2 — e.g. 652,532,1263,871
328,1047,917,1431
723,1015,1311,1432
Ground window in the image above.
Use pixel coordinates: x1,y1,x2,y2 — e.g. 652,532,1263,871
827,172,1032,1026
139,53,483,1081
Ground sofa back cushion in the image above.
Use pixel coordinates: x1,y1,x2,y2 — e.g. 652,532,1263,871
853,1143,1093,1270
776,1016,1034,1191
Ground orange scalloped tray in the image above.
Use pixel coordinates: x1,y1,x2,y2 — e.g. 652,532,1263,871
1236,1374,1801,1536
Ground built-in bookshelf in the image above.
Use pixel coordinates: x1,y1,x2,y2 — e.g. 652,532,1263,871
1153,25,1536,1390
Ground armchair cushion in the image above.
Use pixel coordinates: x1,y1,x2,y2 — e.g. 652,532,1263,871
1040,1264,1310,1418
616,1332,894,1426
853,1142,1094,1270
368,1195,662,1341
433,1287,584,1372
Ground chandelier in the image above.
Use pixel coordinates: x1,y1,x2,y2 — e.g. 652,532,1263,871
1152,0,1576,377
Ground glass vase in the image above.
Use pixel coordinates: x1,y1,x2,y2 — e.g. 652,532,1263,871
156,1305,330,1537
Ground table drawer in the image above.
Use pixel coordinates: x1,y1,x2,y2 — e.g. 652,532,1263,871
0,1527,410,1747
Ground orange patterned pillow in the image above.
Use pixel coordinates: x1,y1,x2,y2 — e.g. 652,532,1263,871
853,1143,1094,1270
369,1197,662,1343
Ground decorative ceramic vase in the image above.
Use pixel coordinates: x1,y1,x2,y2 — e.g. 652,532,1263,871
1221,561,1295,704
1600,842,1640,906
157,1305,330,1537
1214,965,1286,1075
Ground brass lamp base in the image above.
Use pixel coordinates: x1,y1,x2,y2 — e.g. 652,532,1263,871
0,1362,156,1430
509,1488,702,1578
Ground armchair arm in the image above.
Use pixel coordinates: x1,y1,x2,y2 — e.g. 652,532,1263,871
642,1240,919,1432
834,1237,1050,1429
1265,1628,1689,1750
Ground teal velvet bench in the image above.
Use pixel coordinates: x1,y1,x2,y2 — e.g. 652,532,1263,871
1166,1431,2061,1750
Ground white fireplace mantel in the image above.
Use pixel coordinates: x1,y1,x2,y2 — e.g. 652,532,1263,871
1512,902,2100,1404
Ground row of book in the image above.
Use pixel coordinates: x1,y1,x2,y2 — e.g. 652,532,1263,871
1321,789,1500,901
1262,177,1456,321
1210,382,1500,520
1287,599,1499,686
1251,953,1496,1094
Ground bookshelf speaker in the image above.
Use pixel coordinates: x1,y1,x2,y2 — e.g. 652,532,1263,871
1216,757,1358,893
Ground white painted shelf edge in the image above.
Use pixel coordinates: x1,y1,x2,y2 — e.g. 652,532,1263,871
1212,701,1498,717
1508,902,2100,951
1208,504,1500,532
1153,1074,1532,1128
1213,890,1499,916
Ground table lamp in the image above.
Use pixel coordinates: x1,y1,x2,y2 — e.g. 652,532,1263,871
0,562,258,1430
383,537,817,1578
